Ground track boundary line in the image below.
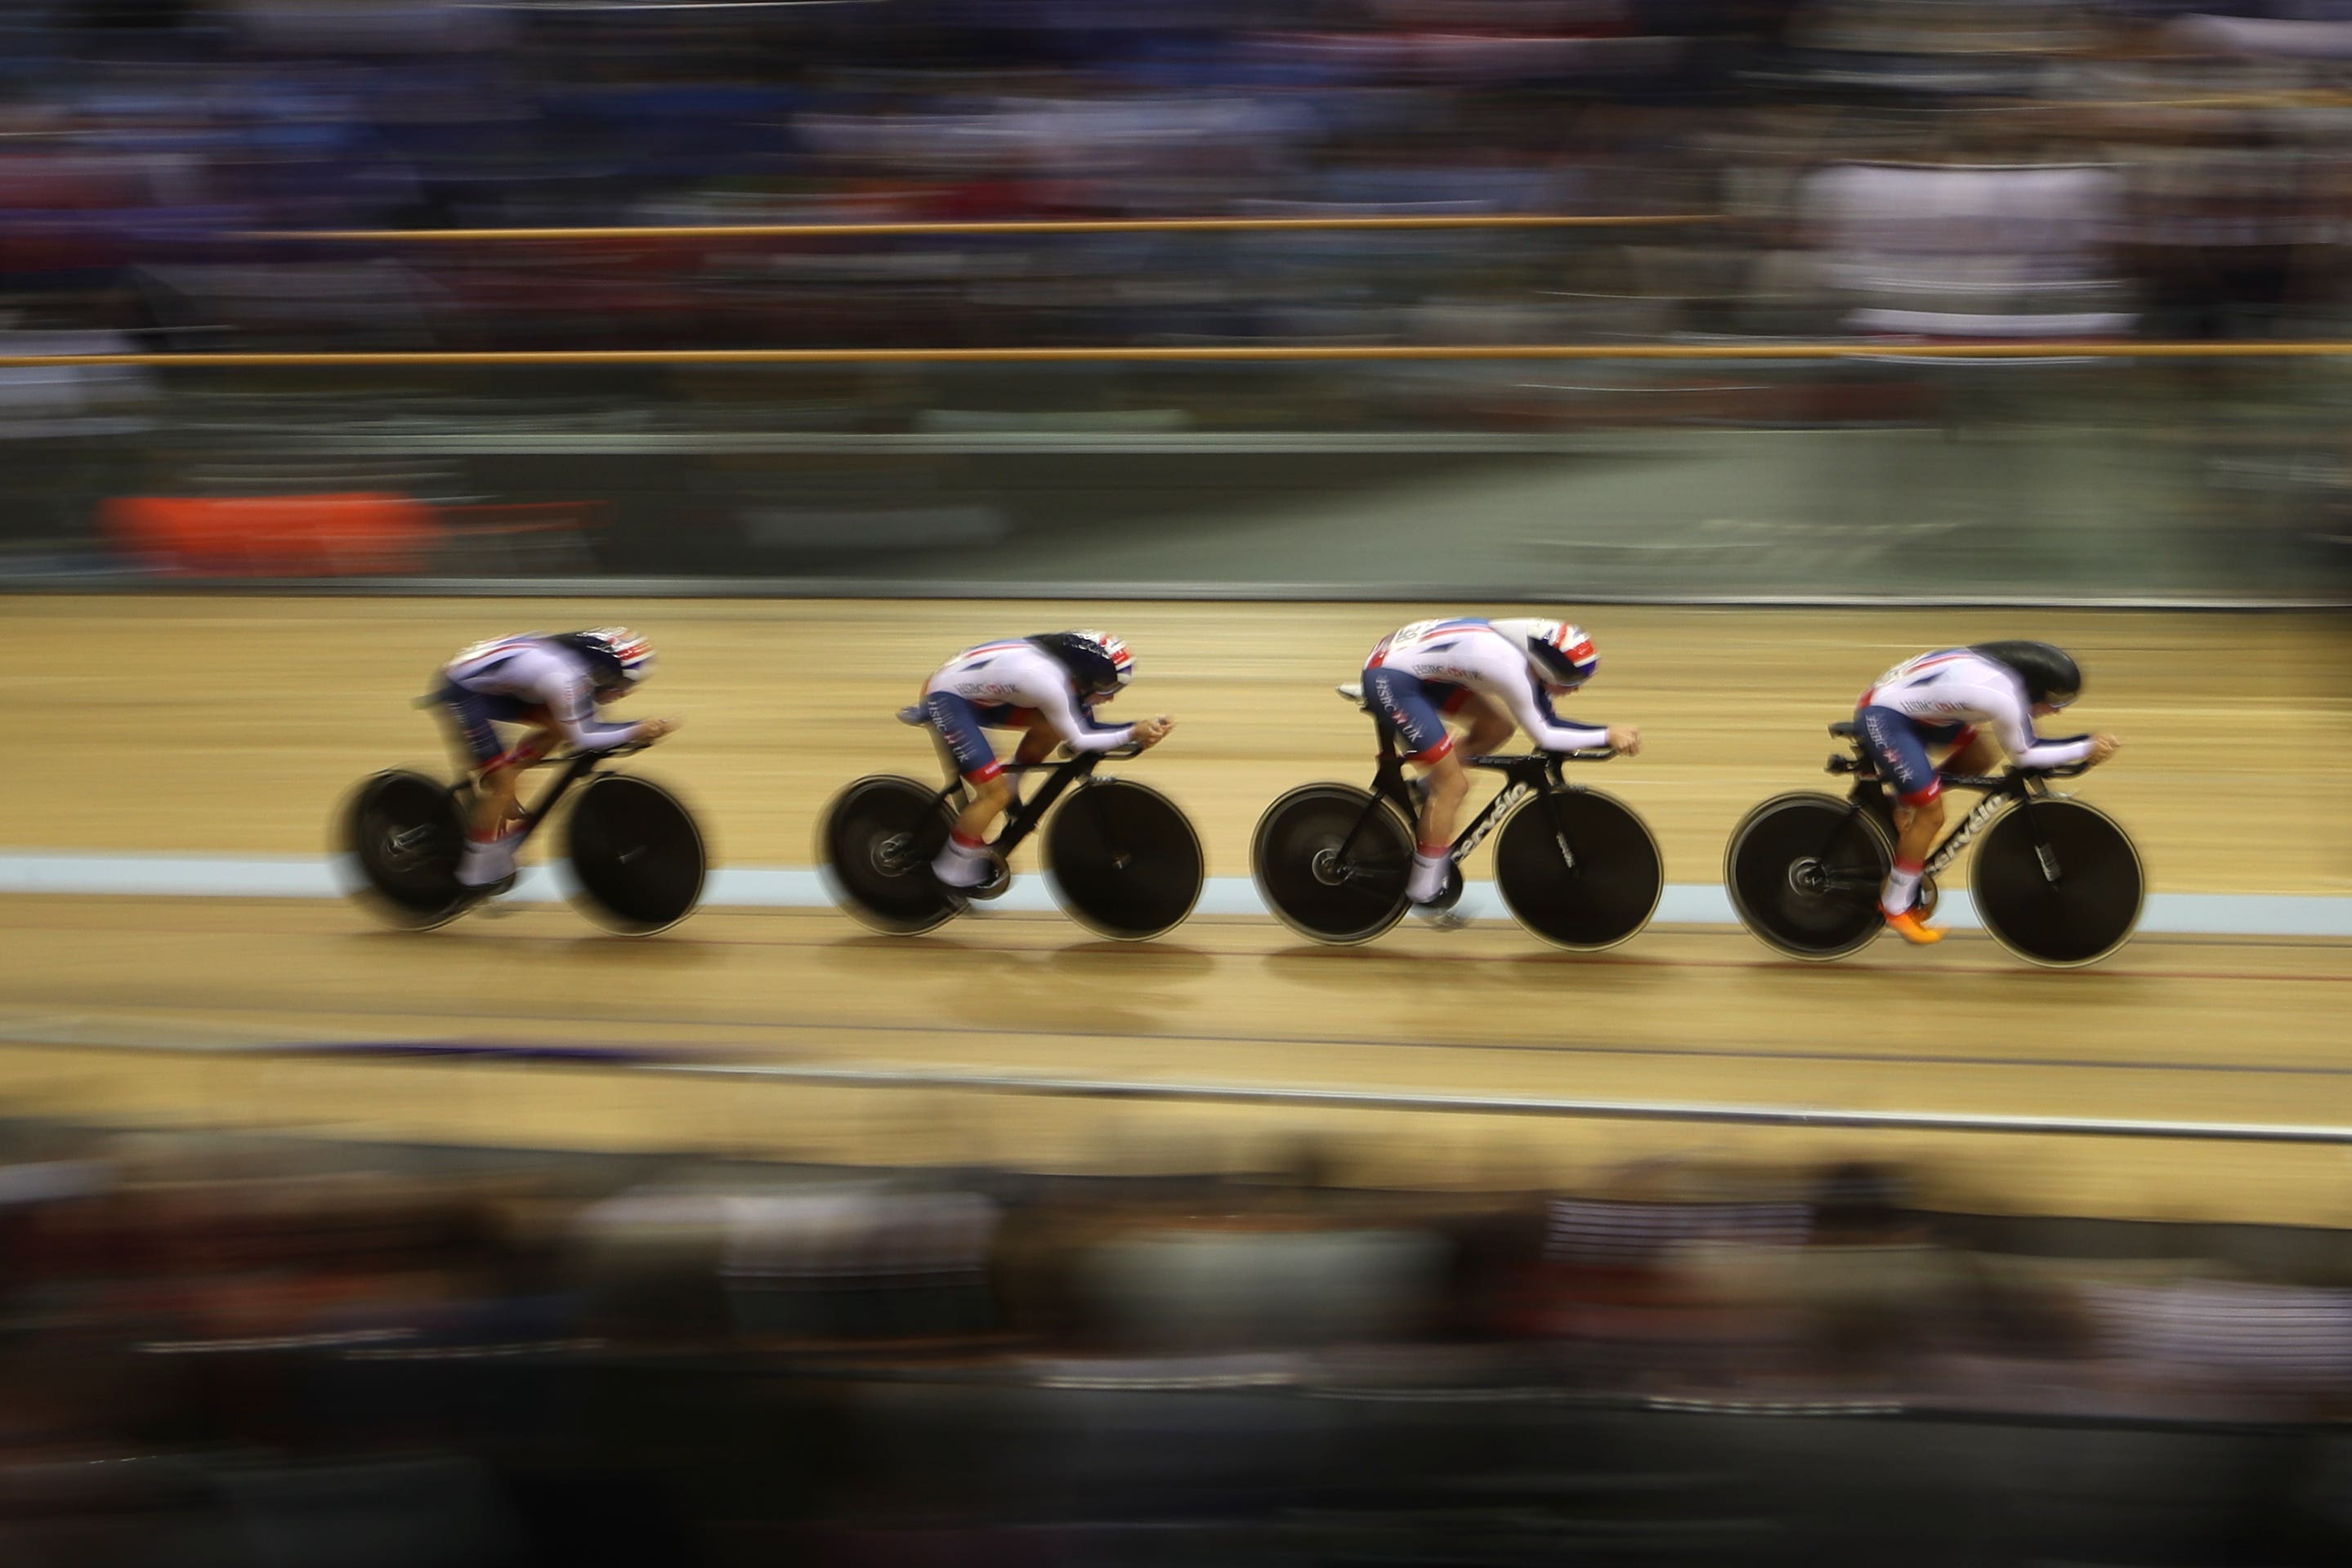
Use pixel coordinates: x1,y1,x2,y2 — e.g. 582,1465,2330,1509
0,1031,2348,1146
652,1063,2352,1144
6,852,2351,939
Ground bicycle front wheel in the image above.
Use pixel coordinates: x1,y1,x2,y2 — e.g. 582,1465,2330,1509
1971,797,2143,967
1043,779,1204,940
565,774,707,936
1493,788,1663,951
1724,793,1891,960
818,775,960,935
1250,784,1412,945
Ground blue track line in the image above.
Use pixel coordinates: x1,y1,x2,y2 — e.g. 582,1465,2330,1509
3,851,2350,938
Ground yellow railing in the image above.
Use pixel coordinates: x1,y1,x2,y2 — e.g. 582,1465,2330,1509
257,214,1718,242
2,342,2345,368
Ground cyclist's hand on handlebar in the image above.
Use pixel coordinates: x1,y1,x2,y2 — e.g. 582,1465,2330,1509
1607,724,1642,757
2088,732,2122,766
1133,715,1174,749
636,716,681,744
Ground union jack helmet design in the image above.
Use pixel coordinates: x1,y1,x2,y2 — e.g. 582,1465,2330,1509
560,627,656,690
1525,621,1599,690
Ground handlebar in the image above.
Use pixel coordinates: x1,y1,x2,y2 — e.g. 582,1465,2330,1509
1468,748,1618,766
1051,741,1147,762
1828,723,2095,786
1838,757,2091,788
1943,760,2092,788
523,739,653,769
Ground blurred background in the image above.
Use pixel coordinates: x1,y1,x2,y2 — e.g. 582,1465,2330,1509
7,2,2352,1564
2,0,2351,598
4,1117,2352,1566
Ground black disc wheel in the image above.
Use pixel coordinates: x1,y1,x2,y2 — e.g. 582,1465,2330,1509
1724,793,1892,960
342,770,470,930
819,775,960,936
1251,784,1413,945
1493,788,1664,951
1970,797,2143,967
1043,779,1204,940
564,774,706,935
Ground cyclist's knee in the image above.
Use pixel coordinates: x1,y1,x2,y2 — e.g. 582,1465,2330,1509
1895,791,1945,833
1462,717,1512,757
968,771,1013,813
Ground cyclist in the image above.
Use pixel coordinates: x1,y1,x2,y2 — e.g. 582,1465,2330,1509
921,631,1174,888
436,628,676,891
1857,640,2122,945
1361,617,1641,909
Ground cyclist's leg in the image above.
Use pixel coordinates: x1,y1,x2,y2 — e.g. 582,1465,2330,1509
439,686,531,887
1365,668,1461,904
1938,726,1999,778
1447,689,1514,762
1433,688,1513,823
924,692,1013,887
988,706,1074,817
1857,705,1946,940
1007,705,1059,766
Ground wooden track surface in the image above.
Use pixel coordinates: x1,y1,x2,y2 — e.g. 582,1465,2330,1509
7,596,2351,1225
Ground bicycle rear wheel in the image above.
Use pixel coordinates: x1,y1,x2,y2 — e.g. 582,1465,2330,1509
342,770,469,930
1724,793,1891,960
1493,788,1663,951
565,774,706,935
1043,779,1204,940
819,775,959,935
1250,784,1411,945
1971,797,2143,967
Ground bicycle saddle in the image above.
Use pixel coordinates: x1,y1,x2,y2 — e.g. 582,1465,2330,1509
897,705,928,726
1827,721,1860,738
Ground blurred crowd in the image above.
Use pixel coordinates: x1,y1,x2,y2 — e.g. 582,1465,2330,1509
10,0,2352,355
4,1120,2351,1562
9,1,2352,598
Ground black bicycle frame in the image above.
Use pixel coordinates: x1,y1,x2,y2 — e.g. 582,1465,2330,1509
1330,709,1613,873
919,728,1133,861
443,731,631,852
1822,730,2084,894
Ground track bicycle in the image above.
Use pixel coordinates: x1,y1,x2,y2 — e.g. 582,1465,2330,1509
820,706,1204,940
1250,684,1662,948
341,739,704,936
1724,720,2142,967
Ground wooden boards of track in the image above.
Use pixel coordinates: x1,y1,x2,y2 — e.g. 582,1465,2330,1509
7,596,2350,1226
2,898,2350,1227
9,596,2351,895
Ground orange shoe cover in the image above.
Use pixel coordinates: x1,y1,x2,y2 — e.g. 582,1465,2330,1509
1883,907,1945,945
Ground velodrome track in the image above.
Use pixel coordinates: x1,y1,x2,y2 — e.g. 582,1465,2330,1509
6,596,2349,1226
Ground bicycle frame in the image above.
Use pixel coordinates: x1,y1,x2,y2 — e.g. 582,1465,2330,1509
1331,706,1614,873
915,724,1131,862
440,728,633,852
1823,731,2080,892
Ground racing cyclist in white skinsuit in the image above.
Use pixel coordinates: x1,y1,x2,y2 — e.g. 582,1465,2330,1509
1856,641,2122,945
1361,617,1642,909
437,629,676,890
919,632,1173,888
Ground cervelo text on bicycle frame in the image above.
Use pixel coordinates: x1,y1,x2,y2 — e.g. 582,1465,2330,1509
1450,780,1534,863
1925,788,2014,878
